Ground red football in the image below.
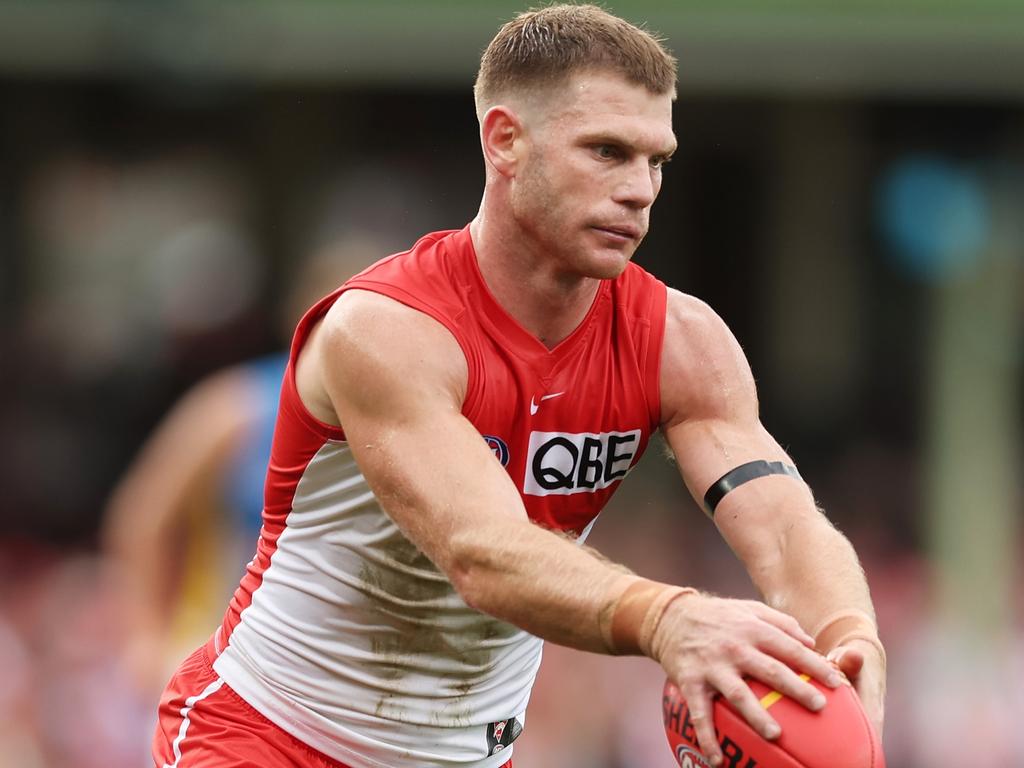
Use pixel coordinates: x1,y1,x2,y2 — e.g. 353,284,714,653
662,676,884,768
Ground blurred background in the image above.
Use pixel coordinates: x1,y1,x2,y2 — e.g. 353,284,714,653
0,1,1022,766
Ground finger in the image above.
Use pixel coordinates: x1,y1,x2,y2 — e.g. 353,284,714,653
711,671,782,743
761,632,843,689
742,652,827,714
684,687,723,767
747,601,815,647
829,647,883,738
828,645,865,681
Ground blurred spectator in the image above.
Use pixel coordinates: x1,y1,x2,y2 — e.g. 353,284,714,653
0,543,150,767
21,149,262,376
101,236,383,699
3,150,265,543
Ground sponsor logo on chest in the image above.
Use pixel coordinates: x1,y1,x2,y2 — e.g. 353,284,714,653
523,429,641,496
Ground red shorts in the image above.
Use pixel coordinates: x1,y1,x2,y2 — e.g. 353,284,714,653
153,641,513,767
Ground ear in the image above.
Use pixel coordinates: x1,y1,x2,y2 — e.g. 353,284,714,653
480,105,524,178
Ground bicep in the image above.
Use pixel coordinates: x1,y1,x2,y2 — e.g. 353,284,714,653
317,291,528,576
659,291,815,561
666,416,795,513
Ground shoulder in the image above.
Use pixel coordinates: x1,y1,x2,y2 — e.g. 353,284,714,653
660,288,758,429
662,289,748,361
322,289,466,362
663,288,727,336
172,365,260,432
307,289,469,418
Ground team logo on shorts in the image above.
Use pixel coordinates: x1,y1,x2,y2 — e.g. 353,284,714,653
675,745,711,768
483,435,510,466
486,716,523,755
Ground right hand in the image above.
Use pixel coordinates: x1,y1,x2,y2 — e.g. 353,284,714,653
651,593,842,767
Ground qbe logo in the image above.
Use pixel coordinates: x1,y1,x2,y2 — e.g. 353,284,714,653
523,429,640,496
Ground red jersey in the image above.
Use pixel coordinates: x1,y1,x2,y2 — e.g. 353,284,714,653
208,225,667,768
344,225,667,535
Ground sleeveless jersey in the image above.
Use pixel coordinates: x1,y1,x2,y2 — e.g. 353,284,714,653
210,226,668,768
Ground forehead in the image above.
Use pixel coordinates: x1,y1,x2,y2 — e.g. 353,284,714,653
543,70,675,150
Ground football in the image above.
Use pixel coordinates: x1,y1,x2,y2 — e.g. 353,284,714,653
662,675,884,768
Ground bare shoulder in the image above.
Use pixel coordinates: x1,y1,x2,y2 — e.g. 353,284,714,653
662,288,732,344
298,289,469,426
660,288,758,430
174,364,257,425
133,363,257,454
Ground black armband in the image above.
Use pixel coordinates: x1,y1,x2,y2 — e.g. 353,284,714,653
702,460,802,516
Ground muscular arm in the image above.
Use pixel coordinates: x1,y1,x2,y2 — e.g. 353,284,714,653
299,289,636,652
659,289,885,749
102,367,255,692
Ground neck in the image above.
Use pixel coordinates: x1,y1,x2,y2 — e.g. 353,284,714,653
470,202,600,350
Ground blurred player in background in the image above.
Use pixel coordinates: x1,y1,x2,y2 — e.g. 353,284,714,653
103,237,381,696
152,5,886,768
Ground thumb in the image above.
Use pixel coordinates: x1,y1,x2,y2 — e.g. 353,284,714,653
826,645,865,681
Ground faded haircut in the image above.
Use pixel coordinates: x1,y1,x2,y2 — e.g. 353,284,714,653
474,3,677,117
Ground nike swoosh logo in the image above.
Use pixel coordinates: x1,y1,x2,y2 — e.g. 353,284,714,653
529,391,565,415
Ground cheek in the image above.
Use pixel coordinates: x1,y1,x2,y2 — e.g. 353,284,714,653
513,169,547,215
517,163,562,217
515,154,597,234
652,171,664,198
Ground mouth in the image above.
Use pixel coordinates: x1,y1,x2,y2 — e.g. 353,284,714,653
591,224,642,243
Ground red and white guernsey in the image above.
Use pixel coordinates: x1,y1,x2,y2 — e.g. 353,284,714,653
211,226,667,767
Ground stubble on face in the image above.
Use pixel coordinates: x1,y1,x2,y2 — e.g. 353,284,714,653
509,139,567,259
505,71,673,282
512,146,628,284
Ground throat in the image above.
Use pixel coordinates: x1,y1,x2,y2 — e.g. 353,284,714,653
514,285,600,349
469,218,602,349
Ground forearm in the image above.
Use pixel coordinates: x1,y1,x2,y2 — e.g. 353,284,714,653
322,292,688,657
752,511,879,654
712,476,886,731
753,505,888,733
339,405,670,655
444,516,666,654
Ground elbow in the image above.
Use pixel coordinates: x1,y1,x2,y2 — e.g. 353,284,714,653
446,549,491,615
450,569,489,616
443,531,505,617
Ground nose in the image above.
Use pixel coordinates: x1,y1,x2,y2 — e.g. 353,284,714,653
612,158,658,210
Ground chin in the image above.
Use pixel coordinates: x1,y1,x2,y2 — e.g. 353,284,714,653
581,248,635,280
575,230,641,278
574,261,630,281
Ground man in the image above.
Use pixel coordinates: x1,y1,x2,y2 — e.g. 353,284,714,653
153,6,885,768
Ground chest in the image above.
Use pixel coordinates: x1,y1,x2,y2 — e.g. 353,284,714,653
466,323,655,536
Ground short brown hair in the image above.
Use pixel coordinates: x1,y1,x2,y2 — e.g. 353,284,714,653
474,4,677,114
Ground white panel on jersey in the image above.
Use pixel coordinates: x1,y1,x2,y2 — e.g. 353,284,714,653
214,440,542,768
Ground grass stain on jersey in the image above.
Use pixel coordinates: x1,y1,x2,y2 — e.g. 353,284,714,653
356,527,519,715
